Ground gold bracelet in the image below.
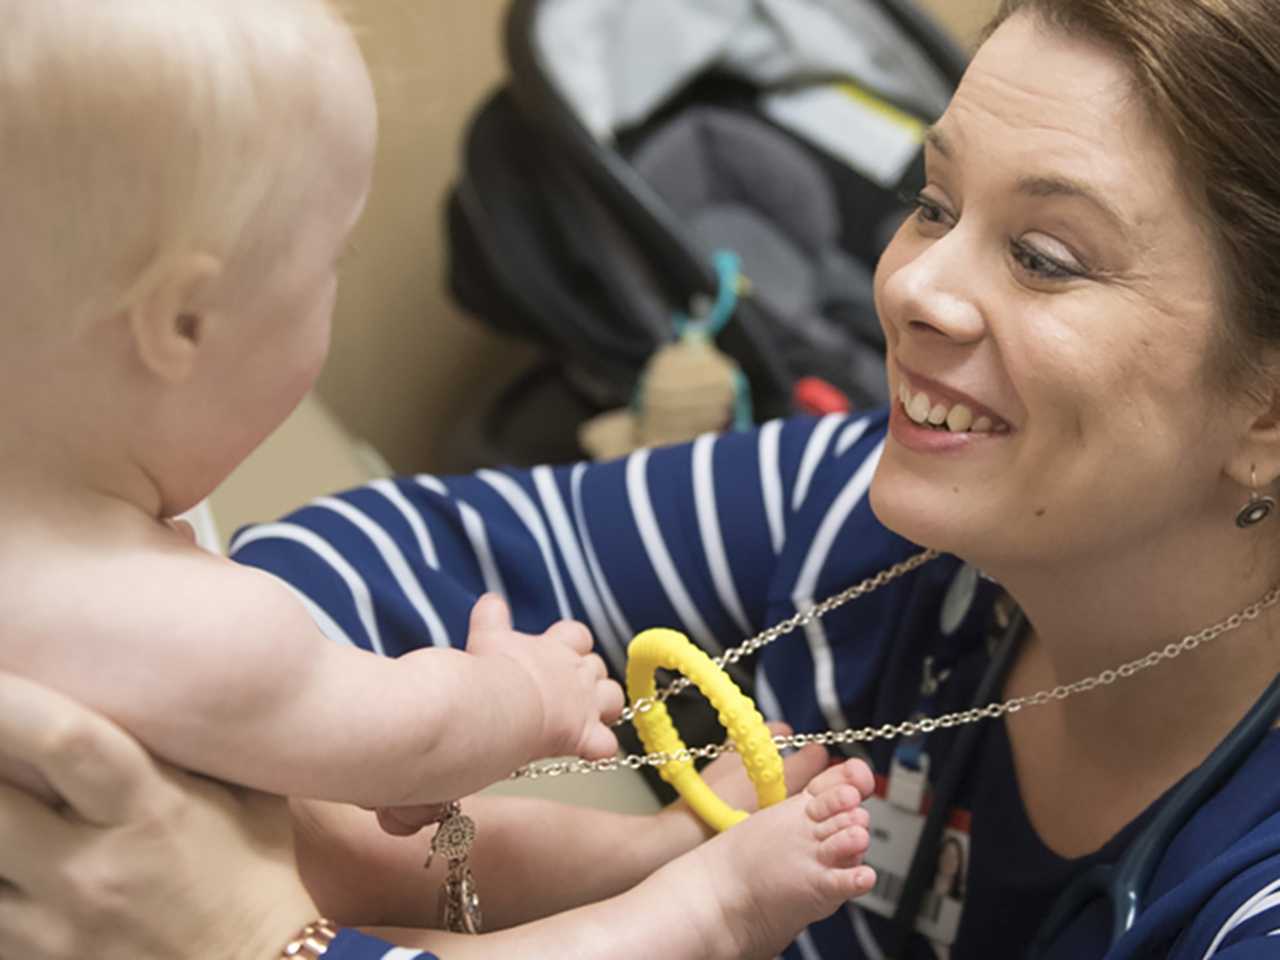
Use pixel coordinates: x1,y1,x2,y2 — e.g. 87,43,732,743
280,918,338,958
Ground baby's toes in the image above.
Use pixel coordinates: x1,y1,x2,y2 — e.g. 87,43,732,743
818,823,871,868
816,862,877,903
814,807,869,842
805,782,864,825
804,757,875,799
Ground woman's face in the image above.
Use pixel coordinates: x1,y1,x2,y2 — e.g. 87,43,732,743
870,13,1241,572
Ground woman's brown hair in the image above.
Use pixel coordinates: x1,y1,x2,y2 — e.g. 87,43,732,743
986,0,1280,390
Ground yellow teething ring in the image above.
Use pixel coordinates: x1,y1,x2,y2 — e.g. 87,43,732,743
626,628,785,832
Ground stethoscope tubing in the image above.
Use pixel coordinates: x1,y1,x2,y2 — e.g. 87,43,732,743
1027,671,1280,957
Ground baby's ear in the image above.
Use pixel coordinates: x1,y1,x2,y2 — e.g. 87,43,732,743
124,253,223,383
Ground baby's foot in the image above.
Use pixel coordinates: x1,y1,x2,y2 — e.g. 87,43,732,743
681,723,831,819
659,758,876,960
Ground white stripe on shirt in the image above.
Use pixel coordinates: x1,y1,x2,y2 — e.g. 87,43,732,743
413,475,508,599
314,497,450,648
479,469,573,622
759,419,786,555
380,948,429,960
792,928,826,960
1205,878,1280,958
835,416,872,457
850,904,888,960
693,433,752,637
626,449,719,652
792,413,845,511
793,440,885,734
230,522,385,655
369,478,440,570
755,662,785,723
532,465,625,675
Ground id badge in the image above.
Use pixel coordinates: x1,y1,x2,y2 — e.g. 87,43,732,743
859,757,970,953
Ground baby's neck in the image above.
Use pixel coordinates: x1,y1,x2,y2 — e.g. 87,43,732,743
0,423,166,538
0,342,171,525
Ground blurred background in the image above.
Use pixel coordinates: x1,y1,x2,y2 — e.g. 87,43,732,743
212,0,1001,533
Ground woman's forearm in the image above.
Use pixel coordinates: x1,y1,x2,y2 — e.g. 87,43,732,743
360,876,702,960
292,793,709,930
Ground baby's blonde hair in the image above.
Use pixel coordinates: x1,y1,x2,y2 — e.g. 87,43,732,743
0,0,369,331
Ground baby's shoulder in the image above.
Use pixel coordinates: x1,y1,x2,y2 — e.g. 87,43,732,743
0,532,304,672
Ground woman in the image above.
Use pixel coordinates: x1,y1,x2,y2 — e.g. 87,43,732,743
5,0,1280,956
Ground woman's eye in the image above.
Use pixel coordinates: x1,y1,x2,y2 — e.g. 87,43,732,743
904,191,954,230
1010,240,1084,281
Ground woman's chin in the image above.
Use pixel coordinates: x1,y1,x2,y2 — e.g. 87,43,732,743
868,467,973,560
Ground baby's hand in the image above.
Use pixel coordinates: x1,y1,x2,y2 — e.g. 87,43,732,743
466,594,624,761
371,803,450,837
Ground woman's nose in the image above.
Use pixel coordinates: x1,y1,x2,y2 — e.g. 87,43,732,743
882,234,986,345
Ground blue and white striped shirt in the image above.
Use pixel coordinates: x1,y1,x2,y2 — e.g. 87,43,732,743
232,411,1280,960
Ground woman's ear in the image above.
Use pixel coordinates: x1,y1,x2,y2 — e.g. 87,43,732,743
1227,383,1280,490
124,253,223,384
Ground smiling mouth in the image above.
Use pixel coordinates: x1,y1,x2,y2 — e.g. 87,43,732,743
897,382,1011,434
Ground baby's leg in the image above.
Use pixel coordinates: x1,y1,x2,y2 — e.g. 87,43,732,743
369,758,874,960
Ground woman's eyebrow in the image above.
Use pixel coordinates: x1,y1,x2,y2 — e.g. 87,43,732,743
1015,174,1133,237
927,124,1133,235
924,125,952,159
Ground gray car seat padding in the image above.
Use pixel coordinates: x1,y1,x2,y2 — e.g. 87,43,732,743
630,105,879,347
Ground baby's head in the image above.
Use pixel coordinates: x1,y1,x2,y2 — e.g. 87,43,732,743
0,0,377,514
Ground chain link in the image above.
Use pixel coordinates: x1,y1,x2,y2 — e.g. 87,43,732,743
512,561,1280,781
612,548,940,725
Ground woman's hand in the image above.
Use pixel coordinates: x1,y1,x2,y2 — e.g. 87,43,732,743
0,672,319,960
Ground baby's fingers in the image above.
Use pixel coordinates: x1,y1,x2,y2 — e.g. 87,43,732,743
578,723,620,761
596,676,625,725
468,594,512,637
547,619,593,655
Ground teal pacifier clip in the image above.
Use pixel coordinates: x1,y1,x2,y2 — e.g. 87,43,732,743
657,249,753,431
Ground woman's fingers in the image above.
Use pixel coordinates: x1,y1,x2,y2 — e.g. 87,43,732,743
0,673,162,828
0,894,54,960
375,803,448,836
0,781,79,893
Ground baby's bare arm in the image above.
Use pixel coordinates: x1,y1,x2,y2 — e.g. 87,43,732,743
7,546,607,805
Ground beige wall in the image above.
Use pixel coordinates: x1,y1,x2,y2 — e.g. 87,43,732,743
318,0,533,473
321,0,998,472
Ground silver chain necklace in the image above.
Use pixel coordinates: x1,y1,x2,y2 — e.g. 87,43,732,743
511,551,1280,781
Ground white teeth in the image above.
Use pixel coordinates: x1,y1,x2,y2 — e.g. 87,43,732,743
946,404,974,432
907,392,932,424
898,381,1006,434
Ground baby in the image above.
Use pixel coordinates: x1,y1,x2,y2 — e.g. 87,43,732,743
0,2,875,957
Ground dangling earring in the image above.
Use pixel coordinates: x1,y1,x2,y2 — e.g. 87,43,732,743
1237,465,1277,528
